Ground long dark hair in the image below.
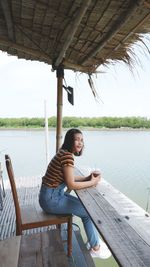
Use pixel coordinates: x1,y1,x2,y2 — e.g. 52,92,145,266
61,128,83,156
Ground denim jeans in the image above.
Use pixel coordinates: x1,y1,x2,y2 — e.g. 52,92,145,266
39,183,100,248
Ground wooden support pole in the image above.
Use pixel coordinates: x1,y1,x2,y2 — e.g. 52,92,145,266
56,65,64,152
44,100,50,166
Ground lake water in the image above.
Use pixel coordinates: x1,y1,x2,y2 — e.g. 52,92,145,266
1,129,150,210
0,129,150,267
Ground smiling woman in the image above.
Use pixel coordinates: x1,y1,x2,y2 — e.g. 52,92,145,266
39,128,111,260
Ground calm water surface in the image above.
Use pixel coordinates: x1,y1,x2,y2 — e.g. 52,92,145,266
0,129,150,267
1,129,150,210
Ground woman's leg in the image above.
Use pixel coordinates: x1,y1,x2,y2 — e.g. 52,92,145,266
57,192,100,248
39,185,100,248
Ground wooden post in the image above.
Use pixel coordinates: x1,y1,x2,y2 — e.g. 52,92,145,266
56,65,64,152
44,100,50,165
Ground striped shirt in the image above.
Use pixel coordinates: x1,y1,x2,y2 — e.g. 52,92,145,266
42,149,74,188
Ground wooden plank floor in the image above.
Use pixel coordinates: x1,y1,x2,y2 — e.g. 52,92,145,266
0,176,95,267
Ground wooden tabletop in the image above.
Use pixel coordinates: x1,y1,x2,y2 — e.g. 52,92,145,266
75,178,150,267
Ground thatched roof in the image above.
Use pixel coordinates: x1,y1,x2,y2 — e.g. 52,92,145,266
0,0,149,74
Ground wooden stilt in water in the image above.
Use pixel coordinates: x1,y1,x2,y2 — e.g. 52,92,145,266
56,64,64,152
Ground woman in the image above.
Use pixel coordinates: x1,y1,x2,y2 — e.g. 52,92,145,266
39,128,111,259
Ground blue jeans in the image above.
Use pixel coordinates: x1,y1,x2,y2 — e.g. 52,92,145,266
39,183,100,248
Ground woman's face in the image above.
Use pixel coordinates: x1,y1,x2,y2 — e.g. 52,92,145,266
72,133,84,154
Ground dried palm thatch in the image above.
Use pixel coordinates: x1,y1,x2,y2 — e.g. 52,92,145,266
0,0,149,74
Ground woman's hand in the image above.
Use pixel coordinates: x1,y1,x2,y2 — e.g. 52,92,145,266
91,170,101,177
90,172,101,186
63,166,101,190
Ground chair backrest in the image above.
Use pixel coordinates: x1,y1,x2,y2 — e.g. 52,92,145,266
5,154,22,234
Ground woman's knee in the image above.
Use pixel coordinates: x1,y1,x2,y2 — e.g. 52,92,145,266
81,214,92,223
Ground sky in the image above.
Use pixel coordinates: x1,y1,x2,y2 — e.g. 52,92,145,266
0,35,150,118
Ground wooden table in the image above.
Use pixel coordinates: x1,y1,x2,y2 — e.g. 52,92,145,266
75,178,150,267
0,230,69,267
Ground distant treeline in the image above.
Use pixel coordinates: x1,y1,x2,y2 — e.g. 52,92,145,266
0,117,150,129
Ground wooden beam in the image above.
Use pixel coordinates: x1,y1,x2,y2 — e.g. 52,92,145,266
63,59,94,73
0,0,15,41
144,0,150,8
54,0,92,68
80,0,143,65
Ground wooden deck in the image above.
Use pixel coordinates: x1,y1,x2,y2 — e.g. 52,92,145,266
1,171,150,267
0,176,95,267
0,230,70,267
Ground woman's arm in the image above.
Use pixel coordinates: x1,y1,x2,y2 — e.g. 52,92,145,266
63,165,101,190
75,175,91,181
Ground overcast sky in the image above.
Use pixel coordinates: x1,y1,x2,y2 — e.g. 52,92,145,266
0,35,150,118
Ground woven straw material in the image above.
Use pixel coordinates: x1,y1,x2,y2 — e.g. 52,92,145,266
0,0,149,73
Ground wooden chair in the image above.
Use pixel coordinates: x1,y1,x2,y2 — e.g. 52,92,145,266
5,154,72,257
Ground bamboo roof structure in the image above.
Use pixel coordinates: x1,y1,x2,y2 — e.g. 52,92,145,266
0,0,150,74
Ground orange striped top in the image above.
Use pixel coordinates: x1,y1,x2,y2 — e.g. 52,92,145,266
42,149,74,188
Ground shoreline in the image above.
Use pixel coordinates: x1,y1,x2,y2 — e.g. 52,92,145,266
1,127,150,131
